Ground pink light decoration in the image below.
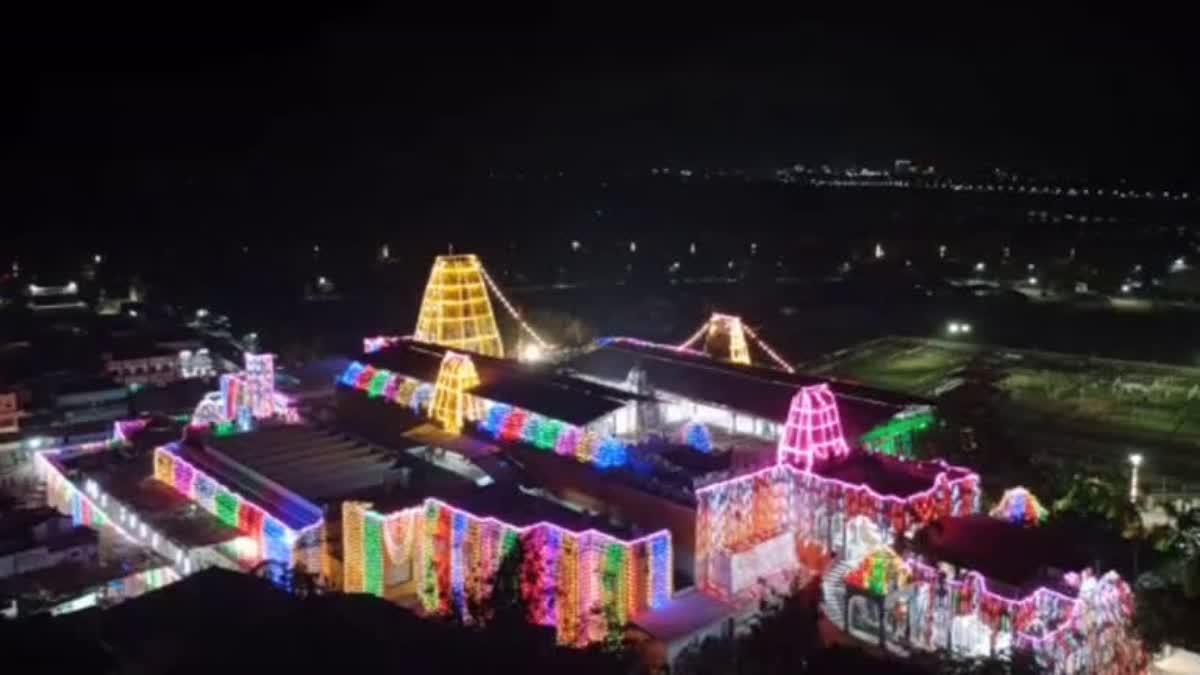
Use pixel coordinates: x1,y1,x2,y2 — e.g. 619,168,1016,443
777,384,850,470
599,336,710,359
363,335,403,354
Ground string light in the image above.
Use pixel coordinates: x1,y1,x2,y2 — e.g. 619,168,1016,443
346,497,671,644
705,313,751,365
478,264,550,349
740,322,795,373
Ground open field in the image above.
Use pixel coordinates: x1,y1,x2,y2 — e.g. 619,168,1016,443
810,336,1200,490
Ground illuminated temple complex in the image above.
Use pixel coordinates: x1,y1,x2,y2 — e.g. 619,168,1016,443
35,255,1142,672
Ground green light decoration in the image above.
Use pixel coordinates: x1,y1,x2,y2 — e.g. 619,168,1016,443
363,514,384,596
534,419,563,451
861,409,935,459
367,371,391,398
213,421,238,437
602,543,627,626
215,490,239,528
421,502,439,610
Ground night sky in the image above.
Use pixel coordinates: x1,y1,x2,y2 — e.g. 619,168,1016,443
2,9,1195,252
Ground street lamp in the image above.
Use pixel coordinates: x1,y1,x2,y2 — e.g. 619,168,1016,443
1128,453,1143,502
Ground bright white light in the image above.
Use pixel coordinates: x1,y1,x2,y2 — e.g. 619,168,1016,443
1129,453,1143,502
727,260,735,269
317,276,328,286
313,244,320,254
962,323,972,333
1028,263,1036,271
129,309,139,317
948,322,961,334
1129,453,1143,467
380,244,390,260
629,241,637,253
521,343,543,363
974,262,986,272
938,244,947,259
93,254,103,264
1121,284,1132,293
196,308,209,318
66,281,78,293
1028,277,1038,285
689,242,697,255
571,240,581,252
1171,257,1188,273
874,243,885,259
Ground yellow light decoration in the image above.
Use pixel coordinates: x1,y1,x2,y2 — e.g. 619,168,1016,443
430,351,481,433
706,313,751,365
414,254,505,357
342,502,366,593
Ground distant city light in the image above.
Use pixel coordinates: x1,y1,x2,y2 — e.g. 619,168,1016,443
1028,263,1036,271
313,244,320,254
380,244,390,260
974,262,986,272
1028,277,1038,285
196,308,209,319
629,241,637,253
94,254,103,264
947,321,972,335
1171,257,1188,273
750,242,758,255
129,309,139,317
1121,284,1132,293
318,276,327,286
874,243,885,259
938,244,947,259
689,242,697,255
571,240,581,252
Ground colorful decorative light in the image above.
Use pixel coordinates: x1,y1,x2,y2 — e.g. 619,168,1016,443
363,335,403,354
153,444,320,568
844,547,912,595
473,402,628,469
990,486,1049,526
777,384,851,470
414,254,505,357
345,497,671,645
190,352,296,429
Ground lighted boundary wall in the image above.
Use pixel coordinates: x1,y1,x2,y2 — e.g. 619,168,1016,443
152,445,323,570
343,499,672,645
898,563,1139,674
338,361,630,469
695,461,980,596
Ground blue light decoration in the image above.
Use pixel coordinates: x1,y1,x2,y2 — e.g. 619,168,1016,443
650,532,671,608
682,420,713,453
262,517,292,564
412,383,434,414
450,511,468,612
594,436,628,468
483,404,511,436
339,361,365,387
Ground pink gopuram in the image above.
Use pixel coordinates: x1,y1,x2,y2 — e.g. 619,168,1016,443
777,384,850,470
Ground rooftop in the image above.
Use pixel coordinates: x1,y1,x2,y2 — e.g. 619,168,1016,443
910,515,1092,593
565,341,920,435
814,452,972,498
358,339,638,426
62,451,241,549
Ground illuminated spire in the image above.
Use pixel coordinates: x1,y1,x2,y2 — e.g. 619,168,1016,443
703,313,751,365
430,351,481,433
414,254,504,357
777,384,850,470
